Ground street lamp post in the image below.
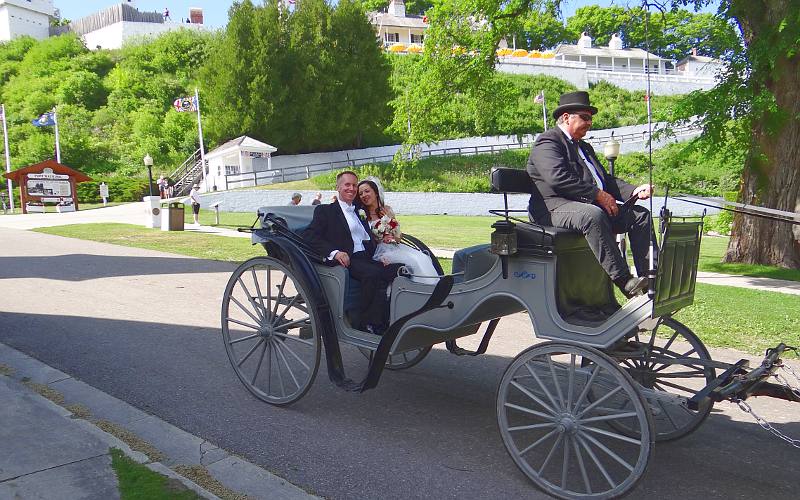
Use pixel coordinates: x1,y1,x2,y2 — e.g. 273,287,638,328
603,136,620,177
143,154,154,198
603,136,625,259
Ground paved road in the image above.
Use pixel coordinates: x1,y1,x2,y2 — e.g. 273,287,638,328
1,227,799,499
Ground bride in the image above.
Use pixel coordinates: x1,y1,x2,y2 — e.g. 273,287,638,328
356,178,439,285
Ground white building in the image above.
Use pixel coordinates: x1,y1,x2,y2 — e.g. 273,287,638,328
676,49,724,78
52,2,207,50
554,33,671,74
204,136,278,192
369,0,427,47
0,0,56,41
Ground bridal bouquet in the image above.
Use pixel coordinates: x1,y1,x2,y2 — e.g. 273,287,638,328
371,214,400,244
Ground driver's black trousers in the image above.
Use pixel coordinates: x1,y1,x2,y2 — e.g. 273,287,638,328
544,202,657,280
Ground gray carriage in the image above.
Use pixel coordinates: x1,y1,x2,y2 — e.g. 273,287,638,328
221,167,799,499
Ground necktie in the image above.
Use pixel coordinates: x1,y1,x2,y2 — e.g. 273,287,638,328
573,140,604,189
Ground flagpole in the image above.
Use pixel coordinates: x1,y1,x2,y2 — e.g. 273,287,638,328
541,92,548,131
2,104,12,212
53,106,61,163
194,87,207,191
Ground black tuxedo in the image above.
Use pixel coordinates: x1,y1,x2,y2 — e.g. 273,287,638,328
302,201,401,330
527,127,655,280
527,127,636,219
302,201,376,259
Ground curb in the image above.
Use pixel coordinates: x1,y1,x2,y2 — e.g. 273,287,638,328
0,342,318,500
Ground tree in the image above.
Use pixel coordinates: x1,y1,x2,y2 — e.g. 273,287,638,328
682,0,800,268
201,0,392,154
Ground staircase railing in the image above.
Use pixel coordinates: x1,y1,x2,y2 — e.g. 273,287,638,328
170,149,204,197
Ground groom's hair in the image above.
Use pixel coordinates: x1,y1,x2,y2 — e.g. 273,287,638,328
336,170,358,187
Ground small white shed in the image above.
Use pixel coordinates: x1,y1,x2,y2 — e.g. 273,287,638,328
204,136,277,192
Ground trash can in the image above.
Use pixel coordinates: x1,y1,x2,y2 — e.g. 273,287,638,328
161,202,185,231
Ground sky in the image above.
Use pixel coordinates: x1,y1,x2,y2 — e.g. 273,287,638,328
54,0,720,30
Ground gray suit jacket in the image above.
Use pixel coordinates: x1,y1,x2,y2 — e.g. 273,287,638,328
526,127,636,221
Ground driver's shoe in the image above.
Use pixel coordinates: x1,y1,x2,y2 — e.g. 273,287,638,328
615,276,648,298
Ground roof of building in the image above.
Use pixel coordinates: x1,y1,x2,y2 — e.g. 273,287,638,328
3,159,92,182
675,54,722,66
554,43,666,61
206,136,277,159
369,12,427,29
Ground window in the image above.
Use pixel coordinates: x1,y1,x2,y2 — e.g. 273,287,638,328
225,165,240,175
384,32,399,43
410,33,424,44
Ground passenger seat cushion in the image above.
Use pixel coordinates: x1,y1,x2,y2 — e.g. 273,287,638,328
452,244,497,282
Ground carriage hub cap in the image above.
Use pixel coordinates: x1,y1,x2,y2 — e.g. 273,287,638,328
259,323,274,338
557,415,578,435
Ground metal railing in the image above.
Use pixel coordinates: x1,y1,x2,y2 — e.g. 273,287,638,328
223,123,701,189
170,148,203,197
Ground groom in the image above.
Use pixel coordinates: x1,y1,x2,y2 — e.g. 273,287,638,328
301,171,402,335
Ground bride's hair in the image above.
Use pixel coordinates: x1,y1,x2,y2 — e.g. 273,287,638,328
357,179,384,213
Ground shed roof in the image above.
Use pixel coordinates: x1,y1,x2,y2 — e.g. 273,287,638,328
3,159,92,182
206,136,277,159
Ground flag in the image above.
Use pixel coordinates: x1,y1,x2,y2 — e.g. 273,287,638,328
533,91,544,104
173,96,198,112
31,112,56,127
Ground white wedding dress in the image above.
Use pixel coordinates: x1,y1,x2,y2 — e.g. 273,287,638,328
370,219,439,285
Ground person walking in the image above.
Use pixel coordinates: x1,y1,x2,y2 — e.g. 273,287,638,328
189,184,201,226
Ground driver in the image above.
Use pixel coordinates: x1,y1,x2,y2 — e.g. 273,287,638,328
526,91,657,298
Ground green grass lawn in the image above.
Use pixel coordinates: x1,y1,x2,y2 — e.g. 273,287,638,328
163,208,800,283
34,221,799,354
110,448,200,500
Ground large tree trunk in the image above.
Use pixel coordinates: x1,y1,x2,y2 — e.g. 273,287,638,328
724,0,800,268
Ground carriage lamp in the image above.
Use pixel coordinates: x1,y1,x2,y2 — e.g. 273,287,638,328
603,137,620,177
491,220,517,256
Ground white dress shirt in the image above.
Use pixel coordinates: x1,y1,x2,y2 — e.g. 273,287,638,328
558,124,604,189
327,199,371,261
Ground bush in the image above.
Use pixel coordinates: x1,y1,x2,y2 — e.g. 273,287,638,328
77,178,150,204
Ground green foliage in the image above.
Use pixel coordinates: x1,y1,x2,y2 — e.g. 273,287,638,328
201,0,391,154
613,134,745,196
77,178,150,204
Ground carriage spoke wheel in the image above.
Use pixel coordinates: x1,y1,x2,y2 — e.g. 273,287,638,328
357,345,432,371
612,317,716,441
497,342,653,499
222,257,320,406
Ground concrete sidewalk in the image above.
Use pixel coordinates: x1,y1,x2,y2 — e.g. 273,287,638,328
0,343,317,500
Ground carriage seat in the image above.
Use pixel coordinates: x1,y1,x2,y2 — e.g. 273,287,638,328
452,244,498,283
258,206,363,320
489,167,589,253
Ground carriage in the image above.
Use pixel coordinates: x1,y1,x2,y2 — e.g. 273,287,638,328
221,167,799,499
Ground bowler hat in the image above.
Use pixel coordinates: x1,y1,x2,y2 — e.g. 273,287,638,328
552,91,598,119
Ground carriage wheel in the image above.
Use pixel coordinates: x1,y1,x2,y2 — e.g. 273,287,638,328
610,317,715,441
497,342,653,499
221,257,320,406
357,345,432,371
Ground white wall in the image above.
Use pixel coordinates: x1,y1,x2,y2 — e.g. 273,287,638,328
587,70,716,95
496,58,588,89
0,1,54,41
82,21,206,50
